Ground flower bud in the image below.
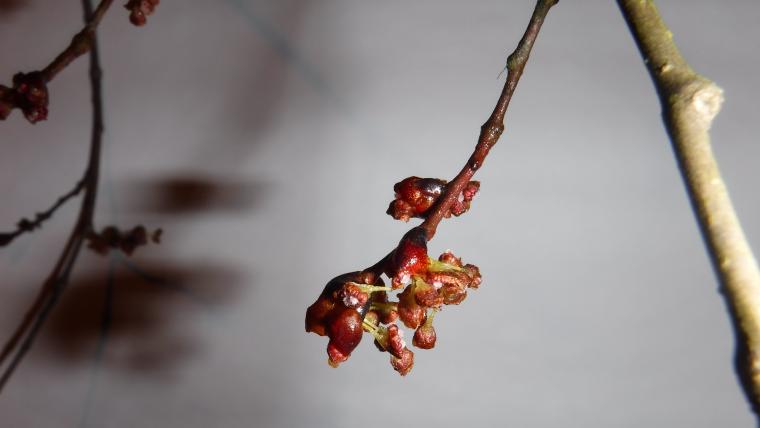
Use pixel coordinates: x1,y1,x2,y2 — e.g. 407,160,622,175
413,279,443,308
125,0,160,26
413,316,437,349
326,307,363,367
397,285,426,329
463,264,482,288
387,177,446,221
387,324,406,358
7,72,49,123
306,272,362,336
390,348,414,376
387,227,429,289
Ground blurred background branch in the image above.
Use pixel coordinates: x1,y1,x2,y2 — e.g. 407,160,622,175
618,0,760,418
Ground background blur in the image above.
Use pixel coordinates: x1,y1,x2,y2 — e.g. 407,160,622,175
1,1,759,427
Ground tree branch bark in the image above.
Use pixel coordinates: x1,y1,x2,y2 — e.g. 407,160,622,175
420,0,558,241
618,0,760,415
0,0,105,393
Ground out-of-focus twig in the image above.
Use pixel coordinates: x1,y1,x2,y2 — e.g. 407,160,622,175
618,0,760,416
0,0,105,393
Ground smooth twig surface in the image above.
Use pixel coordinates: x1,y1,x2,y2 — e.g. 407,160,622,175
0,179,85,247
618,0,760,416
0,0,105,393
420,0,557,241
42,0,113,82
363,0,558,276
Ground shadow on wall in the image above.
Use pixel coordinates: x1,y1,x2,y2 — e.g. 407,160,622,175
1,0,319,385
122,173,269,215
25,258,247,375
0,0,27,13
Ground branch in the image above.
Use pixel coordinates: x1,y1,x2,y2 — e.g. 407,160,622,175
305,0,559,376
0,179,85,247
41,0,113,82
363,0,557,277
0,0,105,393
420,0,557,241
0,0,113,122
618,0,760,415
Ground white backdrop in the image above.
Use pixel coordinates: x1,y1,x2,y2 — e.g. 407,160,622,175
1,1,759,427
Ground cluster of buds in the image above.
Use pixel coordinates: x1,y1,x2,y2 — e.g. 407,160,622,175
125,0,160,26
0,71,49,123
306,174,482,376
305,226,481,376
385,227,481,325
305,272,385,368
387,176,480,222
86,225,162,256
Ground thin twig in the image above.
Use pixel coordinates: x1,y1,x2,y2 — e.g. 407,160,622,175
363,0,558,275
42,0,113,82
0,0,105,393
618,0,760,416
421,0,557,241
0,179,86,247
0,0,114,240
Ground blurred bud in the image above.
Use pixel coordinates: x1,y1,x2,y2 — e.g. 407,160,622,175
390,348,414,376
125,0,160,26
0,72,49,123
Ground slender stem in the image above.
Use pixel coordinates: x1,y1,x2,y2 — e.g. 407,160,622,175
0,179,86,247
42,0,113,82
0,0,105,393
618,0,760,416
362,0,557,286
0,227,82,365
420,0,558,240
0,0,113,240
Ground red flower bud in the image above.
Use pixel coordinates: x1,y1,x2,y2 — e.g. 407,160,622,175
390,348,414,376
125,0,160,26
449,181,480,217
337,283,369,310
438,250,462,267
387,227,429,289
1,72,49,123
439,283,467,305
387,177,480,221
397,285,426,329
386,324,406,358
413,280,444,308
326,307,363,367
306,272,385,367
387,177,446,221
413,316,437,349
463,264,482,288
306,272,367,335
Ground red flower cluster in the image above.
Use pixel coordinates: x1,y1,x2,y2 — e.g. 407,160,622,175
387,176,480,222
305,227,481,376
0,71,49,123
305,272,380,367
124,0,160,26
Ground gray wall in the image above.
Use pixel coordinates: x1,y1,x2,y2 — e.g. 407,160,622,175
1,1,759,426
